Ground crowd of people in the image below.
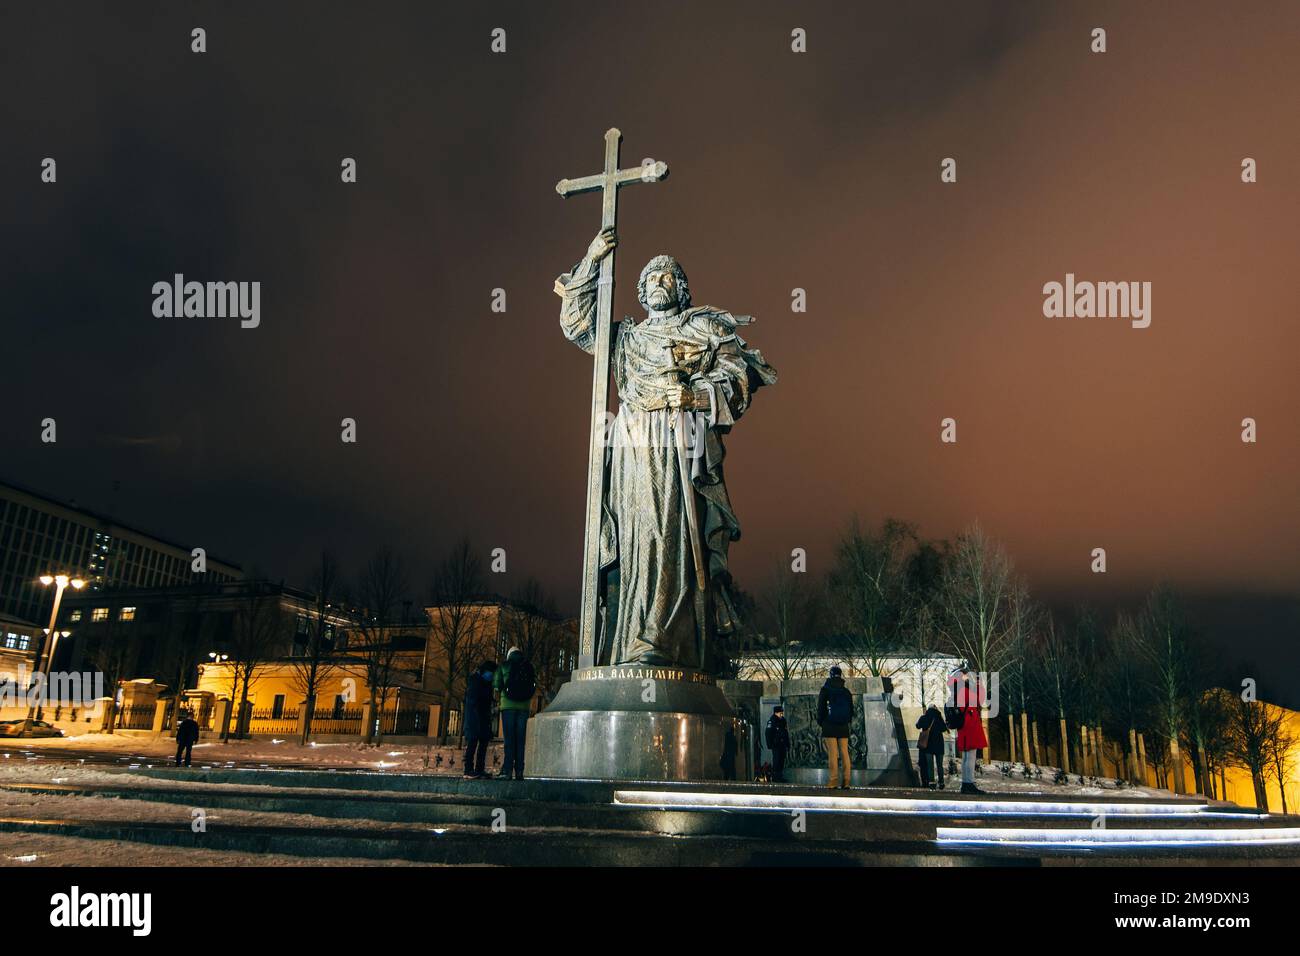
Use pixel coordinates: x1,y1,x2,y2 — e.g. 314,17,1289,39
763,662,988,793
460,645,536,780
172,651,990,794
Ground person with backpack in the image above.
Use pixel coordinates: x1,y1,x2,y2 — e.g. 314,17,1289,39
946,663,988,794
493,645,536,780
817,665,854,790
462,660,496,779
765,705,791,783
915,703,947,789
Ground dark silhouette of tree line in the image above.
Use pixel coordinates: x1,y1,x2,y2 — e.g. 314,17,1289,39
736,517,1297,809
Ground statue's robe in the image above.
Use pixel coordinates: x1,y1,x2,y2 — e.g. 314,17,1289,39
556,259,776,668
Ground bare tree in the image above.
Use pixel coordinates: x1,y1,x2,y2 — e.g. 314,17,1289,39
1102,611,1153,784
1029,612,1081,773
501,578,571,708
427,538,491,743
1001,582,1040,766
1140,586,1194,794
159,588,210,704
1264,704,1298,815
351,548,410,744
935,523,1016,752
1070,606,1107,776
1186,685,1233,799
1182,644,1231,796
827,517,917,676
1224,688,1283,810
289,550,345,745
227,582,287,740
745,563,821,682
893,539,949,707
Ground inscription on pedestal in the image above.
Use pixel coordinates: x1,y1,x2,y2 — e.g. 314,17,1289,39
573,665,715,685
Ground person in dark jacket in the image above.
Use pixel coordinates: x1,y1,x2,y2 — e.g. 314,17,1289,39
720,725,738,780
915,703,947,789
462,660,496,779
817,666,854,790
175,710,200,767
765,705,791,783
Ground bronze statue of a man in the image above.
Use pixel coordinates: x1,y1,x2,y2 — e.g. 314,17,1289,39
556,228,776,670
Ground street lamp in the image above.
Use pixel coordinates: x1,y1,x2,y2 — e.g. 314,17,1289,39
29,574,85,719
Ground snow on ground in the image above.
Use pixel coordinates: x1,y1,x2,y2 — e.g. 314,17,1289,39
3,734,1197,803
0,832,432,867
3,733,499,775
957,761,1170,800
0,786,474,835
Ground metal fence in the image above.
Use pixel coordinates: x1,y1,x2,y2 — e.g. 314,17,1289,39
379,706,428,737
309,706,363,736
247,707,300,736
117,703,156,730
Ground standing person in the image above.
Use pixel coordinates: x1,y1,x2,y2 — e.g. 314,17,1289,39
462,660,496,779
947,663,988,795
817,666,854,790
765,705,791,783
493,645,535,781
720,724,738,780
174,709,199,768
915,703,947,790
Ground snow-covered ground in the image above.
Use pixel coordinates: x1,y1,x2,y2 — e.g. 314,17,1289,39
3,733,499,775
0,784,469,834
0,748,1228,868
2,733,1202,803
957,761,1170,800
0,832,432,867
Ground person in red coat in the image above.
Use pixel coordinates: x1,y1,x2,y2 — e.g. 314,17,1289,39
947,663,988,794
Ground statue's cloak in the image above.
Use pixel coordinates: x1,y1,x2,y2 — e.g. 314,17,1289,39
558,263,776,668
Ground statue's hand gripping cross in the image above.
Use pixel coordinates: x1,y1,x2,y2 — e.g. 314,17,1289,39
556,128,669,668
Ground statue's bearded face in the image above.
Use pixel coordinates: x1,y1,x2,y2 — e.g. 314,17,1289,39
644,268,677,310
637,255,691,313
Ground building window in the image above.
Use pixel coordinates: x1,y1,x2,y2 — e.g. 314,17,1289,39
15,635,30,651
332,695,346,719
69,609,82,622
3,633,16,649
119,606,136,622
272,695,285,719
91,607,109,622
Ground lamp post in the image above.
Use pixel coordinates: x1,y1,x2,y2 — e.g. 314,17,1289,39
28,574,85,720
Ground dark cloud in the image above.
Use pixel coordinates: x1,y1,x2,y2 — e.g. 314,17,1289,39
2,2,1297,698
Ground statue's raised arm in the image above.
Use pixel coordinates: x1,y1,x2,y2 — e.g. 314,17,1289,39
554,228,618,354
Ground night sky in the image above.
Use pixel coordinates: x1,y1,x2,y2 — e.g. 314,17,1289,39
3,3,1297,701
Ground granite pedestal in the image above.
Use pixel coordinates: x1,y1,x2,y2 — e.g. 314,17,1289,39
527,665,749,781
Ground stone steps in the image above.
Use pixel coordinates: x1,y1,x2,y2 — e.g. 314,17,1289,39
5,767,1295,865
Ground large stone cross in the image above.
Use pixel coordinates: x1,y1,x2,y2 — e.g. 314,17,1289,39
555,128,669,668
